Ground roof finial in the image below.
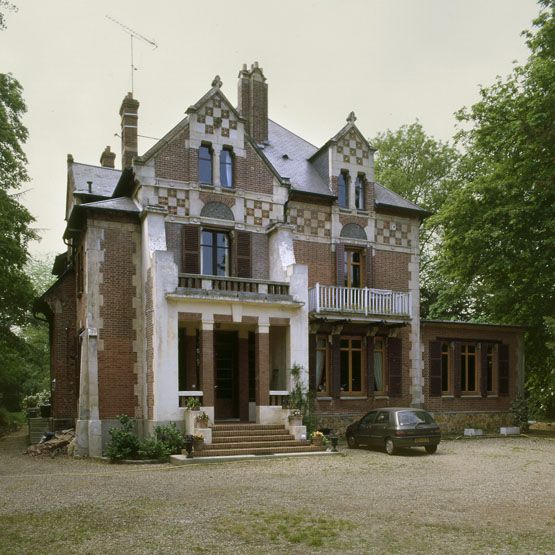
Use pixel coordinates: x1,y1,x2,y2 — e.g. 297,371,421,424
347,111,357,123
211,75,223,88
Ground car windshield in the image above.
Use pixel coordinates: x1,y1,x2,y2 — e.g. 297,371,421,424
397,410,435,426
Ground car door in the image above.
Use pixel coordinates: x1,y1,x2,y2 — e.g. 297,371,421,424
369,411,390,447
356,411,377,446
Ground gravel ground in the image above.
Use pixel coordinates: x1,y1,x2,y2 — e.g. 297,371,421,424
0,429,554,554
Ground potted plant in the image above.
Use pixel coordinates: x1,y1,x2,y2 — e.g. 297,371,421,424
192,433,204,451
311,430,325,447
195,411,209,428
185,397,201,411
288,408,302,427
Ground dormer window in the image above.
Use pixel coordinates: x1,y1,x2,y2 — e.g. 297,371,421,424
338,171,349,208
355,175,365,210
220,148,233,188
199,144,213,184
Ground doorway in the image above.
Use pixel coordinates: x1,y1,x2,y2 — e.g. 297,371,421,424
214,331,238,420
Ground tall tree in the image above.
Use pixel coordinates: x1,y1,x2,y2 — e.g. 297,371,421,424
433,0,555,416
372,121,461,315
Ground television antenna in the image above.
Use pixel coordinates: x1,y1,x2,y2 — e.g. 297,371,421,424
106,15,158,95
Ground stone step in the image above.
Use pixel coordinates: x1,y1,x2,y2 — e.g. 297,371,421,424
192,444,324,458
212,424,285,432
203,439,302,450
212,433,292,443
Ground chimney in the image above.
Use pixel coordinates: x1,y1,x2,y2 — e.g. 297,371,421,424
119,92,139,169
237,62,268,144
100,146,116,168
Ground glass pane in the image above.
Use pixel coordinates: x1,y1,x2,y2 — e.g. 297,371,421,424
216,247,228,276
352,351,361,391
461,354,466,390
201,231,213,247
355,177,364,209
352,265,361,288
216,232,228,248
340,339,349,349
374,351,383,391
220,150,233,187
202,245,213,275
398,410,435,426
441,354,449,391
468,354,475,390
340,350,349,391
338,174,348,207
317,337,326,349
352,252,360,263
351,339,361,349
468,345,476,354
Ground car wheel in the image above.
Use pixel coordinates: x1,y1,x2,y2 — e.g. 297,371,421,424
425,444,438,454
346,434,358,449
385,438,396,455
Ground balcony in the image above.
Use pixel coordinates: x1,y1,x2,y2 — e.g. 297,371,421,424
308,283,412,318
175,273,293,302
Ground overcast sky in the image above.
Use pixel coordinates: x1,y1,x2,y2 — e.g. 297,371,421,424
1,0,539,258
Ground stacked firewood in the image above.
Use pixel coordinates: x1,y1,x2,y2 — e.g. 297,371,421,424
25,429,75,457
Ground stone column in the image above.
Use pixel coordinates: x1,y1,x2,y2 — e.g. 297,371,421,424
200,320,215,408
255,320,270,407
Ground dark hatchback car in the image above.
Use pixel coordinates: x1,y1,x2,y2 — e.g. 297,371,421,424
345,407,441,455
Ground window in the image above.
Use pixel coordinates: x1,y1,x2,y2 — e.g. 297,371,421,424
486,344,496,393
360,411,377,427
373,338,386,394
375,411,390,424
460,344,477,393
340,337,363,394
316,336,329,395
441,342,450,393
201,230,229,276
344,250,362,288
199,144,213,184
354,175,365,210
220,148,233,188
338,172,349,208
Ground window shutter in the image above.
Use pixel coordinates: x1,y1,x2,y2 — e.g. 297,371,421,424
480,343,488,398
236,231,252,278
336,244,345,287
429,341,442,397
388,337,402,396
366,337,374,397
308,334,316,392
331,334,341,399
365,248,373,288
499,344,509,396
182,225,200,274
453,342,461,397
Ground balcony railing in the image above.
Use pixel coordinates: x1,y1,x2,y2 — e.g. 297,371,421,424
309,283,411,317
178,274,290,296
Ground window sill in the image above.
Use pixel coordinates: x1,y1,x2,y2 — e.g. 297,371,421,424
487,394,498,398
374,395,389,400
356,210,369,216
199,183,215,189
316,396,333,401
339,396,367,400
461,394,482,398
338,207,352,213
441,395,455,399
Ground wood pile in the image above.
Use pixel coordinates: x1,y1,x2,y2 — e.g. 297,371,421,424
25,429,75,457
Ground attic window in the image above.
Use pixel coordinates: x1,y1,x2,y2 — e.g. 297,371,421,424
199,144,213,185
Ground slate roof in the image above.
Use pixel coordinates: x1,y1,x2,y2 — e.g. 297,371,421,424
79,196,140,213
71,163,121,198
264,120,332,197
374,182,431,217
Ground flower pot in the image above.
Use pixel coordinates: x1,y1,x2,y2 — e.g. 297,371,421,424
193,440,204,452
312,437,324,447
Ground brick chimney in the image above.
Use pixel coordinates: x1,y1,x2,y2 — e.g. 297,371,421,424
100,146,116,168
237,62,268,144
119,92,139,169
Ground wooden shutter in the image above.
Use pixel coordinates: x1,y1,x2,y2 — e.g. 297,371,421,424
429,341,442,397
336,244,345,287
365,248,373,288
499,344,509,396
388,337,402,397
453,342,461,397
366,337,374,397
480,343,489,398
236,231,252,278
182,225,200,274
308,334,317,393
331,334,341,399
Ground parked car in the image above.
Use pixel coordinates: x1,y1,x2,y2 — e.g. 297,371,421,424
345,407,441,455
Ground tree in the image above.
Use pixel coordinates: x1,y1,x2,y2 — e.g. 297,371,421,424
371,121,461,315
433,0,555,416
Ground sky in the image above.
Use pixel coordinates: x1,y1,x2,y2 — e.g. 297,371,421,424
1,0,540,259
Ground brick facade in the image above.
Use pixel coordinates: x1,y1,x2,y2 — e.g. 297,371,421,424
293,240,334,288
373,249,411,291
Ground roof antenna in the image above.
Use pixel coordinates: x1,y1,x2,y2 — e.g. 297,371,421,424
106,15,158,95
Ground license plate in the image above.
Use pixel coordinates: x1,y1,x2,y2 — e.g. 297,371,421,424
415,438,429,444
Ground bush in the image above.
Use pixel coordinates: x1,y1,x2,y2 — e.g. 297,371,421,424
154,423,186,454
137,437,170,460
511,396,530,433
105,415,140,461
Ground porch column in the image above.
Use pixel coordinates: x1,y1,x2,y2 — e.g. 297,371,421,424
238,329,250,422
200,320,214,407
255,319,270,409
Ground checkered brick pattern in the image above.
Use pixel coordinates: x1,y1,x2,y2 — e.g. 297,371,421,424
289,206,331,237
156,188,189,217
336,129,370,166
244,198,275,226
197,94,238,138
376,219,412,247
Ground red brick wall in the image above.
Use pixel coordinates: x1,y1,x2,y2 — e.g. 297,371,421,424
373,249,410,291
421,322,522,412
154,129,197,182
236,142,273,194
293,240,334,288
97,218,139,419
44,271,78,419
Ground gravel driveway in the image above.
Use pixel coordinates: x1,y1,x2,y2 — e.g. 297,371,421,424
1,430,554,554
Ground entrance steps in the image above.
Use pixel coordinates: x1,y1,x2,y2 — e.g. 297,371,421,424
191,423,324,458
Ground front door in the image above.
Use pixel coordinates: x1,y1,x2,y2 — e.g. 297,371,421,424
214,331,238,420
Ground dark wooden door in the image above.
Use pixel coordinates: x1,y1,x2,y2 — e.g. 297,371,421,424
214,331,238,420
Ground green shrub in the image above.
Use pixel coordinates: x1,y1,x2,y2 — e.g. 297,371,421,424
154,423,186,454
137,437,170,460
511,396,530,432
185,397,201,410
105,415,140,461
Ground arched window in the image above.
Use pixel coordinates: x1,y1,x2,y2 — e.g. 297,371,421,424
199,144,213,184
338,171,349,208
355,175,365,210
220,148,233,188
